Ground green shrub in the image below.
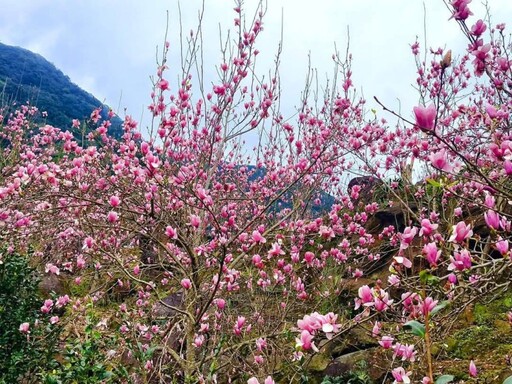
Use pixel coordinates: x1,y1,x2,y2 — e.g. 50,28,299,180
0,249,57,383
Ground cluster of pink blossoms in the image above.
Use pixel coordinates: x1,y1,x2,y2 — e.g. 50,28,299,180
295,312,341,353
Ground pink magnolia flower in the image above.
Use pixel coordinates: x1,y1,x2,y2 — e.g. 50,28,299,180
469,360,478,377
484,193,495,208
76,255,86,269
181,278,192,289
193,334,204,347
471,19,486,36
484,210,500,230
505,160,512,175
496,238,509,256
388,274,400,287
297,313,323,333
251,230,266,244
393,343,417,362
19,322,30,333
268,242,285,257
413,104,436,131
393,256,412,269
400,226,417,249
451,0,473,21
107,211,119,223
374,290,393,312
56,295,70,308
189,214,201,228
256,337,267,351
372,321,381,337
303,251,315,265
429,149,454,172
214,298,226,310
355,285,373,309
448,221,473,243
45,263,60,275
379,335,394,349
109,195,120,207
252,254,264,268
50,316,60,324
165,226,178,239
295,330,317,351
448,249,472,271
423,242,441,267
421,297,438,316
391,366,411,383
419,219,438,237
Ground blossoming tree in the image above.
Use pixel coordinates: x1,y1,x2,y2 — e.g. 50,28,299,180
2,0,512,383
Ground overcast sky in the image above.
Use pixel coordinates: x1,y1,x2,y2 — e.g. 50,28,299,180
1,0,512,131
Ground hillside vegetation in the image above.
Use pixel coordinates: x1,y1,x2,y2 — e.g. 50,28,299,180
0,42,123,138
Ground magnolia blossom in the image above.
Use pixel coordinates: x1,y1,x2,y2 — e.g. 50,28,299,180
448,249,472,271
295,330,317,352
19,322,30,333
484,210,500,230
471,19,486,36
391,367,411,384
379,335,394,349
400,226,417,249
469,360,478,377
423,242,441,267
421,297,438,316
448,221,473,243
108,195,120,207
451,0,473,21
247,377,274,384
413,104,436,131
251,230,266,244
419,219,438,237
429,149,454,172
496,238,509,255
181,278,192,290
165,226,178,239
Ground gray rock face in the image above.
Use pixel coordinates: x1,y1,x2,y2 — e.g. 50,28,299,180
153,291,184,318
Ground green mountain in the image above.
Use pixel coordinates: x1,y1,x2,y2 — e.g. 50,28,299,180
0,42,123,139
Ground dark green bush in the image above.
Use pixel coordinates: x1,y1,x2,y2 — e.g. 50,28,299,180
0,249,57,383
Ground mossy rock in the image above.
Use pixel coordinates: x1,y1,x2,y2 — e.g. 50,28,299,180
473,291,512,326
447,325,512,359
307,353,331,372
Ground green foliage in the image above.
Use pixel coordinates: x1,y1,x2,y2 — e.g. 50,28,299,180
0,250,57,383
403,320,426,338
435,375,455,384
320,361,372,384
41,309,128,384
0,42,123,138
473,291,512,326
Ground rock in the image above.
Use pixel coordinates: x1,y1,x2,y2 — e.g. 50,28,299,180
153,291,184,317
307,352,331,372
320,327,378,358
39,274,65,295
323,348,386,382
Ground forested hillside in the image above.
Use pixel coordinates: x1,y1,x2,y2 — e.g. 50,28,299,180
0,42,122,138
